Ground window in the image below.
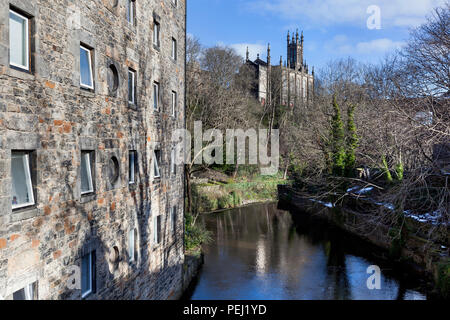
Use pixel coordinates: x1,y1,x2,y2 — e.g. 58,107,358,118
171,38,177,60
129,151,137,184
80,45,94,89
9,9,30,71
170,148,176,175
11,151,34,210
129,229,137,262
171,91,177,117
81,251,95,298
153,82,159,110
126,0,135,26
128,69,136,105
153,21,160,47
172,0,178,7
153,150,161,179
81,151,94,195
13,282,36,300
154,215,161,244
171,206,177,233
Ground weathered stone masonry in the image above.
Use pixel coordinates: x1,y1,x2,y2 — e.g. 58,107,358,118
0,0,186,299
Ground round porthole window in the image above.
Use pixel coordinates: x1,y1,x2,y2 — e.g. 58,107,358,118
110,246,120,264
108,156,120,184
107,64,119,95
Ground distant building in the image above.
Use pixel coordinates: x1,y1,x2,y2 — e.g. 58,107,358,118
243,30,314,107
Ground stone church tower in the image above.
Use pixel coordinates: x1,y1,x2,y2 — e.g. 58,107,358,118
243,30,314,108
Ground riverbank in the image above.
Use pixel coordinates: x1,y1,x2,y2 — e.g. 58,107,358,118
278,184,449,299
191,174,289,214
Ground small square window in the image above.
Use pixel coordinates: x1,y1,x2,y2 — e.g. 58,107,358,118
81,151,94,195
9,9,30,71
129,151,137,184
13,282,36,300
171,38,177,60
81,251,95,298
80,45,94,89
153,150,161,179
154,215,161,244
153,82,159,110
171,91,177,117
11,151,35,210
128,69,136,105
153,21,160,47
127,0,136,26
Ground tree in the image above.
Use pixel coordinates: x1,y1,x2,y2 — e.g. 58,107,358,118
345,104,358,176
330,96,346,176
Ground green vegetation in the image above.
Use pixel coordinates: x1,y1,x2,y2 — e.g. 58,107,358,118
345,104,358,177
192,174,289,214
330,96,346,177
184,213,212,252
382,155,393,184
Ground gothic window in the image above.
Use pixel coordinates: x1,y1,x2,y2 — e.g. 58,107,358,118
12,282,36,300
153,20,160,47
171,37,177,60
129,229,137,262
153,82,159,110
81,251,95,298
81,151,94,195
129,151,137,184
153,150,161,179
126,0,136,26
171,91,177,117
128,69,136,104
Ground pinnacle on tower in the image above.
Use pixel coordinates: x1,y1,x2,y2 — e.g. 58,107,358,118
301,30,304,44
287,30,290,44
296,29,299,43
246,46,249,61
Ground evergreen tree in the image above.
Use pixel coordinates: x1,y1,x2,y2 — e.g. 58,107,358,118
330,96,346,176
345,104,358,177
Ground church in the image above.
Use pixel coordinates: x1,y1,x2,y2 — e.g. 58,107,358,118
243,30,315,108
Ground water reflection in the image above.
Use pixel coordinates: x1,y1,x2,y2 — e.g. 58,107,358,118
188,202,427,300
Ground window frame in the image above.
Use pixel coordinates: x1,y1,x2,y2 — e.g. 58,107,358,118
79,45,94,90
153,82,159,111
129,150,137,184
171,91,177,117
153,150,161,179
153,21,160,47
128,69,136,105
80,151,94,195
81,251,94,299
9,9,30,71
171,37,177,61
12,282,36,300
127,0,136,26
11,151,35,210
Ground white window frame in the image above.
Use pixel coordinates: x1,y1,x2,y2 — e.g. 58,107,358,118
9,9,30,71
129,229,136,262
171,38,177,60
128,69,136,104
11,152,35,210
170,148,175,175
81,252,93,298
153,150,161,179
80,45,94,90
129,151,136,184
153,21,160,47
81,152,94,195
13,282,36,300
153,82,159,110
127,0,135,26
171,91,177,117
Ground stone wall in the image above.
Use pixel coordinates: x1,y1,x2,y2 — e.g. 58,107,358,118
0,0,186,300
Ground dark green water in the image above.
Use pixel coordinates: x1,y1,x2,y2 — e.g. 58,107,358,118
187,202,428,300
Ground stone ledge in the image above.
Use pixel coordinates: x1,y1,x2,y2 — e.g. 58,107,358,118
10,207,40,222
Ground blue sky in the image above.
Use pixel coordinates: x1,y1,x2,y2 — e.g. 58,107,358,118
187,0,446,70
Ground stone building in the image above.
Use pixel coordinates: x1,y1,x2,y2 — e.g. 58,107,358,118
244,30,314,107
0,0,186,300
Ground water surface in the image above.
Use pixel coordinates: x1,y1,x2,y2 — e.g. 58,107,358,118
188,202,427,300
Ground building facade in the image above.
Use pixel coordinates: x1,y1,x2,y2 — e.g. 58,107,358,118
0,0,186,300
244,30,314,108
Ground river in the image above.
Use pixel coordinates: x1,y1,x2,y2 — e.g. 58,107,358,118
186,202,428,300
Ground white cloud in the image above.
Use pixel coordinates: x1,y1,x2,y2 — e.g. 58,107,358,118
246,0,446,28
356,38,405,53
229,43,267,61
